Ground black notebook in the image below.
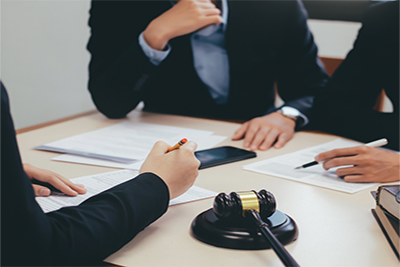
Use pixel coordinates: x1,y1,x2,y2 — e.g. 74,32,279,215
372,205,399,260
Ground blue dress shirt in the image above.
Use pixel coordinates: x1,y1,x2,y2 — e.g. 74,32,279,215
138,0,308,124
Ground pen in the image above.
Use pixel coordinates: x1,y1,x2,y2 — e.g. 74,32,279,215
294,138,388,170
167,138,188,152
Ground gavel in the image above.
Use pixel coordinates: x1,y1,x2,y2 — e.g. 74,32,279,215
213,190,300,267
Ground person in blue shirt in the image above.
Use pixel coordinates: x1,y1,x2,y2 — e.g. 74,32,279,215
87,0,329,151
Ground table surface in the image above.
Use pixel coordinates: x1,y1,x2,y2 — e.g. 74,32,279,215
16,110,398,267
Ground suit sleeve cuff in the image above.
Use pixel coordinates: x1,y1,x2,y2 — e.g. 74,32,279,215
138,32,171,66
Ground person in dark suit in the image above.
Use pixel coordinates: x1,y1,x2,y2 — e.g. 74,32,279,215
87,0,329,151
1,82,200,266
311,1,399,183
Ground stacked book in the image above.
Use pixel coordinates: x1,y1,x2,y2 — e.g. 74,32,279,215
371,185,400,260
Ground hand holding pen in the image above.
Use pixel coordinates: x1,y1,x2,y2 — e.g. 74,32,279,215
295,138,400,183
167,138,188,152
140,138,201,199
295,138,388,169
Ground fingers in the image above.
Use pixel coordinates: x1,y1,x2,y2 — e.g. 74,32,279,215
139,139,200,199
233,113,295,151
244,127,280,151
50,175,86,196
24,163,86,196
274,132,291,149
194,1,222,20
322,155,359,170
248,127,269,150
173,141,200,168
203,15,223,25
335,166,361,177
181,140,198,152
197,1,221,12
343,175,366,183
32,178,86,197
257,129,278,151
150,140,197,156
232,123,248,140
242,123,259,148
149,141,171,155
315,146,367,162
32,184,51,197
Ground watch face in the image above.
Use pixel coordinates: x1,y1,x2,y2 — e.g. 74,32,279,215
281,106,301,117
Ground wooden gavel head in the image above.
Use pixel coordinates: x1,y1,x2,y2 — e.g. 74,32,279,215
213,189,276,219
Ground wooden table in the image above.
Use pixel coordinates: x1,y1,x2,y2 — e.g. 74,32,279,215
17,110,398,267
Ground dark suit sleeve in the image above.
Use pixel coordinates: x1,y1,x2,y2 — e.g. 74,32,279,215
311,2,399,150
274,0,329,119
1,83,170,266
87,1,167,119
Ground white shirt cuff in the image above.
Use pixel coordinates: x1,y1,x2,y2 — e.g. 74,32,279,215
138,32,171,66
298,111,309,127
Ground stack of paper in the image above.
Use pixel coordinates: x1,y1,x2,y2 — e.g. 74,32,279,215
34,121,226,170
243,139,379,194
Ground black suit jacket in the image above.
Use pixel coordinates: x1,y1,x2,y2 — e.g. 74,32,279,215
311,1,399,151
87,0,328,121
1,83,169,266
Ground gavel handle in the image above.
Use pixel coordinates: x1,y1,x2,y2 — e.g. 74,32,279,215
247,209,300,267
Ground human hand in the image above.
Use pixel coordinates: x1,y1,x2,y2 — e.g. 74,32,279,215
315,146,400,183
232,112,296,151
143,0,222,50
140,140,200,199
23,163,87,197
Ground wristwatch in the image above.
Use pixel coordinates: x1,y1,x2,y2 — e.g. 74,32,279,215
276,106,304,126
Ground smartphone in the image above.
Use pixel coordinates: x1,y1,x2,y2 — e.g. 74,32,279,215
195,146,257,170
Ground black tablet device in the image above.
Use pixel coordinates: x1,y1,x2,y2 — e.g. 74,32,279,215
195,146,257,170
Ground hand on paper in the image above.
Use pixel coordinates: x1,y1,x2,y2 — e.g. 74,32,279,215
143,0,222,50
315,146,400,183
140,140,201,199
232,112,296,151
23,163,87,197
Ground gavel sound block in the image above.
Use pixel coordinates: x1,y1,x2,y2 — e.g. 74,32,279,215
191,190,299,250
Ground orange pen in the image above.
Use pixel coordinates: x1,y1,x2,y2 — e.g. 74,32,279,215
167,138,188,152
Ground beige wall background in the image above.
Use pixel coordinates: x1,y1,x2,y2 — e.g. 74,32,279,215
1,0,95,130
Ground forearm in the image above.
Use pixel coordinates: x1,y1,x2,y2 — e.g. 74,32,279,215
45,173,169,265
322,109,399,151
87,36,159,118
87,1,161,119
5,175,169,266
312,1,399,146
3,86,169,265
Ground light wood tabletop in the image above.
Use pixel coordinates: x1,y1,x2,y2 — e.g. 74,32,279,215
16,110,399,267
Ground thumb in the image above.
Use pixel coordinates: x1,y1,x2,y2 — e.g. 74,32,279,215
274,133,288,149
181,141,198,152
32,184,51,197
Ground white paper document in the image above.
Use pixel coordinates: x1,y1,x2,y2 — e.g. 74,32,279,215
35,121,214,163
51,135,227,170
243,139,378,194
36,170,217,213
